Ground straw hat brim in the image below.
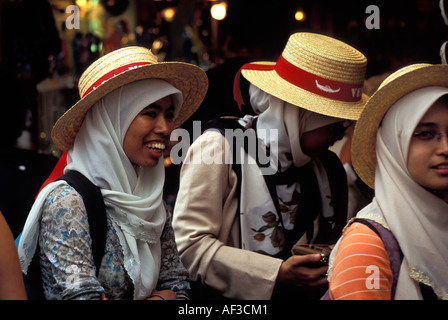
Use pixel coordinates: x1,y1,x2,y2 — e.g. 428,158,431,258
52,62,208,151
241,62,369,121
352,64,448,189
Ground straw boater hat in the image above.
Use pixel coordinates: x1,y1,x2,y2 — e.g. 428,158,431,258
352,63,448,189
233,32,368,120
52,46,208,151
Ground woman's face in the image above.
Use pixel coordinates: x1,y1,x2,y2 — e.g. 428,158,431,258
300,120,352,158
408,99,448,193
123,95,175,167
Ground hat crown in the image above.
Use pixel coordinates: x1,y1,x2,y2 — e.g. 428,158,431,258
282,33,367,84
78,46,158,99
376,64,432,92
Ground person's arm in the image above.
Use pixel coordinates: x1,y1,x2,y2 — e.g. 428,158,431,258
154,208,190,300
329,222,393,299
39,185,105,300
0,211,27,300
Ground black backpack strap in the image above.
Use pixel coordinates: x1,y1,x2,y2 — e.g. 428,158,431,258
56,170,107,271
318,150,348,243
204,117,282,216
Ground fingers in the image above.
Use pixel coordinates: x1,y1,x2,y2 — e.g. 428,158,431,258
292,253,323,265
298,265,328,287
147,289,177,300
278,254,329,287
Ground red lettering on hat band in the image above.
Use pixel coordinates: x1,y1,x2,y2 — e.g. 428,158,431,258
233,55,364,111
82,61,152,98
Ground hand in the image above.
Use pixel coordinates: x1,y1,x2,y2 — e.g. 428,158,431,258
147,289,177,300
277,254,328,287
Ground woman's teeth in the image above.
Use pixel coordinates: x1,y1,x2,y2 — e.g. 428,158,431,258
146,143,166,151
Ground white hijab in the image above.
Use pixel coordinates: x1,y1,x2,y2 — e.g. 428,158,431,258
373,86,448,299
238,85,343,255
329,86,448,300
18,79,183,300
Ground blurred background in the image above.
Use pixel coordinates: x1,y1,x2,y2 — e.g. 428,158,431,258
0,0,447,232
1,0,447,155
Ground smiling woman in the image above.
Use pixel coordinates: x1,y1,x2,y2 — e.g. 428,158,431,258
17,46,208,300
123,91,176,168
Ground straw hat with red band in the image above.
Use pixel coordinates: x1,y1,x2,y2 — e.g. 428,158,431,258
52,46,208,152
233,32,368,120
352,63,448,189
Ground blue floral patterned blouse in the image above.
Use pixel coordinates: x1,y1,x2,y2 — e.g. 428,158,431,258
38,184,190,300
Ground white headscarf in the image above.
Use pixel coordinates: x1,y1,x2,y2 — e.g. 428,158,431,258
328,86,448,299
237,84,343,255
18,79,183,300
372,86,448,299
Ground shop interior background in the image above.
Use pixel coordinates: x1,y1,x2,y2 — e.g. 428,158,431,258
0,0,446,211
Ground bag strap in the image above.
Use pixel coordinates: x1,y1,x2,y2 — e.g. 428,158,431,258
56,170,107,271
204,117,282,217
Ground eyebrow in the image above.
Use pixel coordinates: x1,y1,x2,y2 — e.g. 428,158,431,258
415,122,437,127
143,104,175,112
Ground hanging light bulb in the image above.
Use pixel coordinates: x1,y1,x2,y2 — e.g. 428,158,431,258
295,9,306,22
162,7,176,22
211,2,227,20
76,0,88,8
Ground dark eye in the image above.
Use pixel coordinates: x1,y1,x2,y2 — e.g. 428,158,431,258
413,130,435,140
165,112,175,121
144,111,157,118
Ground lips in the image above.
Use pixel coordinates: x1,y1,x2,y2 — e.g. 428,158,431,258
432,162,448,169
145,142,166,153
431,163,448,175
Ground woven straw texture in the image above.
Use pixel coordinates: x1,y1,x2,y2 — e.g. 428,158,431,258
241,32,368,120
352,63,448,189
52,46,208,151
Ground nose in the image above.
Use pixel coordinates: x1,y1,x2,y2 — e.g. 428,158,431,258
154,116,174,136
436,133,448,156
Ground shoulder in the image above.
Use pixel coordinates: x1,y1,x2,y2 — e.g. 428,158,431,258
333,221,390,277
339,221,386,252
181,130,233,168
41,183,87,222
329,221,394,299
192,130,228,148
44,183,83,205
